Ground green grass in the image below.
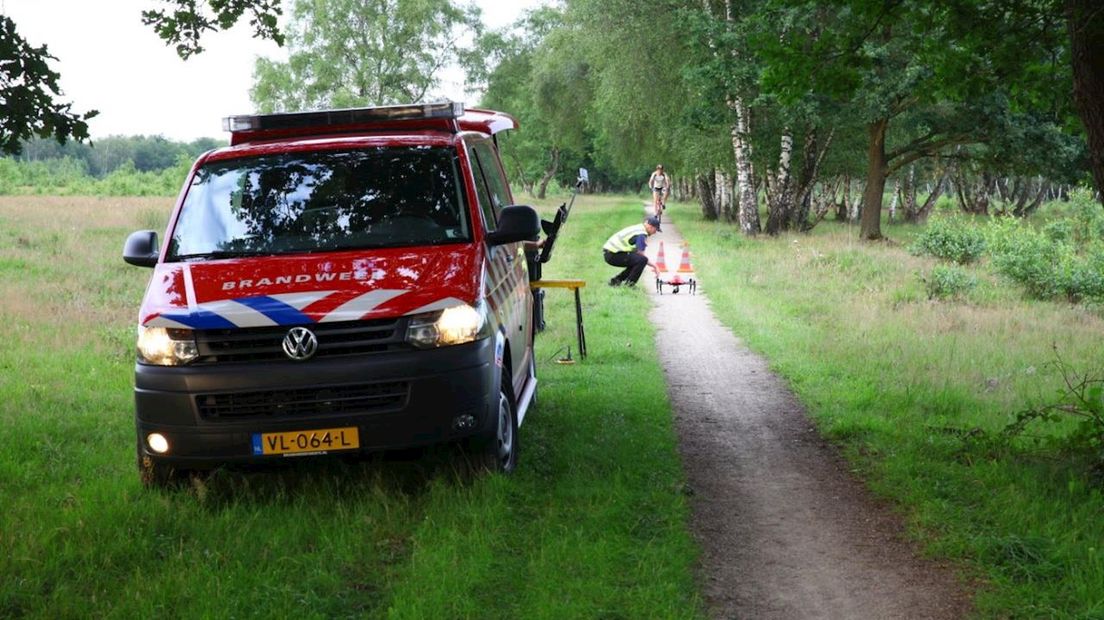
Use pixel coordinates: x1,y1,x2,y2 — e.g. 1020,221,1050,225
669,200,1104,618
0,195,702,618
13,189,1102,617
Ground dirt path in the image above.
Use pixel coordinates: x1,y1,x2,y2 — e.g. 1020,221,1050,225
645,216,972,619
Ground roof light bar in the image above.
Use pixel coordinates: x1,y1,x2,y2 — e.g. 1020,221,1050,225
222,102,466,133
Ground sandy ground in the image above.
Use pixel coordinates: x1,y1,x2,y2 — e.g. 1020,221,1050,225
645,215,973,619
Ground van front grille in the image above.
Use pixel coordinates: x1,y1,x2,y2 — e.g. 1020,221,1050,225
193,318,408,363
197,381,409,420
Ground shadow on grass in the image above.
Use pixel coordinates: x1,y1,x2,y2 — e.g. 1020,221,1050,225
152,442,495,508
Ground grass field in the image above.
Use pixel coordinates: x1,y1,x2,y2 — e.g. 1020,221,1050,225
6,190,1104,618
0,195,702,618
667,200,1104,618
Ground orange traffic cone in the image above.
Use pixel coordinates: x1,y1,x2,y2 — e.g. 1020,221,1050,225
655,240,669,274
677,243,694,273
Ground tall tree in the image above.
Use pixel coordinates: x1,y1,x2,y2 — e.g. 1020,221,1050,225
698,0,761,235
479,8,602,197
758,0,1070,240
250,0,481,112
1,1,281,156
0,17,96,156
1067,0,1104,205
142,0,284,58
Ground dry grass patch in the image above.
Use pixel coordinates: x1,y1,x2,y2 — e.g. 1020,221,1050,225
1,196,173,353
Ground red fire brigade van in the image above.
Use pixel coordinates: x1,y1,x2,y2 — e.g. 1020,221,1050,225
123,102,540,486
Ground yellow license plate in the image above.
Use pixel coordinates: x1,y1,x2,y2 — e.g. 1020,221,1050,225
252,427,359,456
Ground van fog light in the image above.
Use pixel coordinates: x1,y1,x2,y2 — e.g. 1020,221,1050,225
453,414,476,430
147,433,170,454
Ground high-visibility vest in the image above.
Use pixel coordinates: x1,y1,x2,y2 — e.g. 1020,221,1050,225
603,224,646,253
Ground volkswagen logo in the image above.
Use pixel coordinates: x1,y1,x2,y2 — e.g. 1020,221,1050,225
282,327,319,361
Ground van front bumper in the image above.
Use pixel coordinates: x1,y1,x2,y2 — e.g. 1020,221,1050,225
134,338,499,469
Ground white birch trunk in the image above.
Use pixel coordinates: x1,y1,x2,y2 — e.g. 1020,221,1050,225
889,177,899,221
703,0,760,235
765,128,795,234
777,128,794,205
716,168,734,221
729,96,760,234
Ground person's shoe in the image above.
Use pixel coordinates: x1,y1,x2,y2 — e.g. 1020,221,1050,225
608,278,622,287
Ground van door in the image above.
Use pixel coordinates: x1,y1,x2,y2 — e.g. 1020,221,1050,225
467,139,532,395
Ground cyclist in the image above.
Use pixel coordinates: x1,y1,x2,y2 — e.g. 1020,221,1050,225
648,164,669,220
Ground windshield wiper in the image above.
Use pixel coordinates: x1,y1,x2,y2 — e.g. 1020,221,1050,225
173,250,278,261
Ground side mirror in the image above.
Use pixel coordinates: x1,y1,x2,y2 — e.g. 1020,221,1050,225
486,205,540,246
123,230,159,267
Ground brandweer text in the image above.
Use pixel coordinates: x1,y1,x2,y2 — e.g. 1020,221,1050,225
222,272,363,291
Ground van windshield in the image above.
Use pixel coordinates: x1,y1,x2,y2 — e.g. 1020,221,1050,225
166,146,470,261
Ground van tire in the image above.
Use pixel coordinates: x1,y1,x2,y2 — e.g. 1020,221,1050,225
476,372,518,473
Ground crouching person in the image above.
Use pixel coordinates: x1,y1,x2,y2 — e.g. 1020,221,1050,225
603,216,661,287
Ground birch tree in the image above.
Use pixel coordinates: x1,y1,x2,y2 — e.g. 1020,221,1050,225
250,0,481,112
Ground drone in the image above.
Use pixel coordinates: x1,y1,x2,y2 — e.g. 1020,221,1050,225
656,272,696,295
654,240,697,295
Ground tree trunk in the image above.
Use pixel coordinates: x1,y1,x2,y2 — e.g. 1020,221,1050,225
729,97,761,235
509,153,535,197
809,182,833,228
956,171,992,215
716,169,735,222
908,165,949,223
792,127,833,231
536,147,560,200
766,128,794,235
955,176,972,214
899,165,918,220
836,174,851,221
1068,0,1104,207
859,118,889,240
697,172,718,221
888,177,900,222
1013,177,1047,217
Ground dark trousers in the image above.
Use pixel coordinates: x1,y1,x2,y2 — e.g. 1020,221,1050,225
604,250,647,285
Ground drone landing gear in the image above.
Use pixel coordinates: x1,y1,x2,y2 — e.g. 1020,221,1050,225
655,278,696,295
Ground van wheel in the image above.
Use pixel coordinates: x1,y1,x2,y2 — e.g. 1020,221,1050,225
478,373,518,473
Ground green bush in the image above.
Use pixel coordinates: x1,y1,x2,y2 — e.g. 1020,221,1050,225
923,264,978,300
912,216,987,264
986,218,1104,303
0,158,17,194
1042,219,1073,243
986,217,1063,299
0,155,189,197
1062,243,1104,302
1068,188,1104,245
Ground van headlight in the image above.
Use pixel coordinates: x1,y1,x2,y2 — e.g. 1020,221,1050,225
406,302,490,348
137,326,199,365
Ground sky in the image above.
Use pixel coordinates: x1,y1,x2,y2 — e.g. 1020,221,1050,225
3,0,547,142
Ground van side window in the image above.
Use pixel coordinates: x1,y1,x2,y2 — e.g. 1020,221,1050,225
473,142,512,213
468,145,498,231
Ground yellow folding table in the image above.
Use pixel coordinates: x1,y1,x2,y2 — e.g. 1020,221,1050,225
530,279,587,359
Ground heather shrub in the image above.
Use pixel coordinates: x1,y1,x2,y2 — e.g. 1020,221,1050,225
912,215,987,264
923,264,978,300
